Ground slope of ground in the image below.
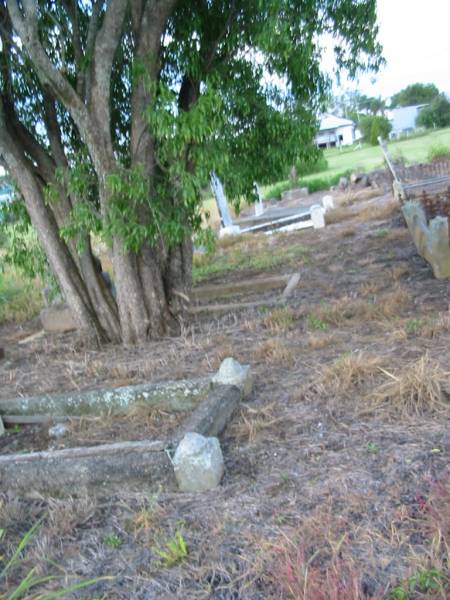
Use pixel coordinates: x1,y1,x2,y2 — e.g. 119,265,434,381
0,188,449,599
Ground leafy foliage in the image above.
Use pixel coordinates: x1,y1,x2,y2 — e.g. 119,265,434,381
390,83,440,108
416,94,450,129
358,114,392,145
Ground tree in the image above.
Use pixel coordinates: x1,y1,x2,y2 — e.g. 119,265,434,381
416,94,450,129
358,114,391,145
0,0,382,345
390,83,440,108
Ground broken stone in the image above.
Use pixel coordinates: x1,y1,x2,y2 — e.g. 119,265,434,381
282,272,301,299
212,357,252,398
40,304,77,333
173,432,224,492
0,417,4,437
48,423,69,438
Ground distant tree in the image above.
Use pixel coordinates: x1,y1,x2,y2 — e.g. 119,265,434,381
390,83,440,108
358,115,391,145
416,94,450,129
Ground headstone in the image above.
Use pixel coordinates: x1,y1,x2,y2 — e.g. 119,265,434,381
310,204,325,229
0,417,4,437
212,357,252,398
253,182,265,217
338,176,349,190
210,172,234,228
322,195,335,211
40,304,77,333
282,273,301,299
173,432,224,492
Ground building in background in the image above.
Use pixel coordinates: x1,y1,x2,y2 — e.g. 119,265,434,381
388,104,428,138
315,114,359,148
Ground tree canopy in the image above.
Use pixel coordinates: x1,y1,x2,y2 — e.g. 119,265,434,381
390,83,440,108
416,94,450,130
0,0,382,344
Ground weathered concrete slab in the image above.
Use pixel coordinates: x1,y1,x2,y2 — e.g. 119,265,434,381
0,380,245,497
402,201,450,279
0,377,211,417
192,275,291,303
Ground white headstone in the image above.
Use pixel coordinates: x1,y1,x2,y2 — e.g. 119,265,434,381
210,172,233,228
310,204,325,229
253,182,265,216
322,195,335,211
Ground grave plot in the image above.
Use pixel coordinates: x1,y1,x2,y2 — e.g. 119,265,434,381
0,358,251,496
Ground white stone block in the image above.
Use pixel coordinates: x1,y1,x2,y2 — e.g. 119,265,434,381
212,357,252,398
218,225,241,238
310,204,326,229
173,432,224,492
322,195,335,211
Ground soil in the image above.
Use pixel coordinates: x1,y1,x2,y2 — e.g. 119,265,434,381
0,187,449,599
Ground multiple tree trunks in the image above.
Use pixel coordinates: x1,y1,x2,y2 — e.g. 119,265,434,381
0,384,241,496
0,0,187,345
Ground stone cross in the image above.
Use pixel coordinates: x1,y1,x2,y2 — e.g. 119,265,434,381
210,172,233,228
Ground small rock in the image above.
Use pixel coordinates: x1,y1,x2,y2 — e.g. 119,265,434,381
350,172,363,184
40,304,77,333
212,357,252,398
173,432,224,492
0,417,5,437
48,423,69,438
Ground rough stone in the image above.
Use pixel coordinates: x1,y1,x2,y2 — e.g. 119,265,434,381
173,432,224,492
40,304,77,333
212,357,252,398
0,417,4,436
48,423,69,438
338,176,349,189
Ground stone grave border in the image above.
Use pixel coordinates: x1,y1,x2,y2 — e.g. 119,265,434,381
0,359,250,496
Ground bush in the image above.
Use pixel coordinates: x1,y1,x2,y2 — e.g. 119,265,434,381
427,144,450,162
358,115,392,145
417,94,450,129
295,153,328,177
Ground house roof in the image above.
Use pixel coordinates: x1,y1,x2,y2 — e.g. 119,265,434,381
319,114,355,132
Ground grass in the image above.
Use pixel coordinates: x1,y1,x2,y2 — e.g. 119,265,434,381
365,354,450,418
193,239,309,283
0,267,43,323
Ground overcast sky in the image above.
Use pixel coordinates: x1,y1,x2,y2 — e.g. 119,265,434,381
336,0,450,100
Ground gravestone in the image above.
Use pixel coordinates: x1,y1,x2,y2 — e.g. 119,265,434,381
253,182,265,217
310,204,326,229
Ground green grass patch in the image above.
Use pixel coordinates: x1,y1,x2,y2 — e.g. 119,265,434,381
193,241,309,283
0,267,43,323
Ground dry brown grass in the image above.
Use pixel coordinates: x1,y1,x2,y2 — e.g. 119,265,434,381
338,226,357,237
356,199,400,223
231,403,283,443
47,497,96,538
306,333,338,350
320,352,383,395
325,205,354,225
254,338,294,365
339,187,382,207
263,306,296,332
390,262,411,281
418,312,450,339
365,354,450,418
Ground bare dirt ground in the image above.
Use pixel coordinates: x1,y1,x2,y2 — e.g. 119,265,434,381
1,187,449,599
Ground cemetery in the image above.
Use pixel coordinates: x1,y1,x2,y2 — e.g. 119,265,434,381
1,162,449,597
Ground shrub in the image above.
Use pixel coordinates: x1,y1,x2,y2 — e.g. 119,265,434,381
358,115,392,145
427,143,450,162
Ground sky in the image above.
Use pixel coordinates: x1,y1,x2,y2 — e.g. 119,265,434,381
334,0,450,100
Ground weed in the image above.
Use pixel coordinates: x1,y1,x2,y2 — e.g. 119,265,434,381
155,530,188,567
263,306,295,332
405,319,421,335
320,351,383,396
1,520,111,598
428,143,450,162
367,442,379,454
103,533,122,548
254,339,294,366
389,568,449,599
306,314,329,331
232,403,282,443
306,333,337,349
0,268,43,323
374,228,389,238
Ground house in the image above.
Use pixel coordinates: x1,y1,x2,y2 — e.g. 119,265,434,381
315,114,358,149
388,104,428,139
